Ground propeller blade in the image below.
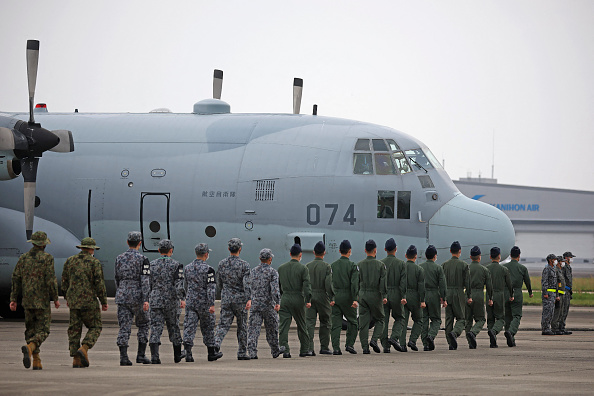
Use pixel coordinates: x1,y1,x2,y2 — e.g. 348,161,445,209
213,69,223,99
293,78,303,114
26,40,40,125
49,130,75,152
21,157,39,240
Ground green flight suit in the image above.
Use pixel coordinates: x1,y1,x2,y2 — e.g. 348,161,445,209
330,256,359,351
400,260,425,346
278,259,312,354
305,257,335,352
503,259,532,341
465,261,493,337
442,256,471,345
420,259,446,348
486,261,513,335
357,255,387,350
381,254,407,350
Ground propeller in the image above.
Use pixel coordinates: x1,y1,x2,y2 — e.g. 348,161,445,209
293,78,303,114
213,69,223,99
0,40,75,239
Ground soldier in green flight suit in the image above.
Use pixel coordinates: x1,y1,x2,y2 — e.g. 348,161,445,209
278,244,312,358
305,241,335,355
503,246,533,346
61,237,109,368
357,240,387,354
442,241,472,350
420,245,447,351
485,247,514,348
330,240,359,355
380,238,407,353
10,231,60,370
464,246,493,349
398,245,425,352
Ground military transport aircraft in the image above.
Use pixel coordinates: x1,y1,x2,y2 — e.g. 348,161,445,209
0,40,515,318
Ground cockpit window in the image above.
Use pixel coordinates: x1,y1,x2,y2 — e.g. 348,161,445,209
374,153,396,175
405,149,433,171
423,148,443,169
386,139,401,152
355,139,370,151
353,153,373,174
372,139,389,151
392,151,411,174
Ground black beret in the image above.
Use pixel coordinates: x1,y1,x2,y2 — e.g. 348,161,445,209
490,247,501,258
314,241,325,255
406,245,417,257
425,245,437,258
470,246,481,256
365,239,377,252
385,238,397,251
340,240,352,251
450,241,461,253
510,246,521,257
290,244,302,256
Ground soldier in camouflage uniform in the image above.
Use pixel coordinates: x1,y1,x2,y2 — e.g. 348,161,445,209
398,245,425,352
148,239,185,364
380,238,407,354
541,254,559,335
503,246,533,346
246,248,285,359
305,241,335,355
485,247,514,348
464,246,493,349
551,256,567,335
214,238,251,360
10,231,60,370
183,243,223,362
559,251,576,335
114,231,151,366
61,237,108,368
420,245,447,351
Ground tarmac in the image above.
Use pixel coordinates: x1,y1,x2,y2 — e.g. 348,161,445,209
1,299,593,395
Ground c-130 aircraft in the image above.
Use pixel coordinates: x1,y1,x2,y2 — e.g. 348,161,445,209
0,40,514,317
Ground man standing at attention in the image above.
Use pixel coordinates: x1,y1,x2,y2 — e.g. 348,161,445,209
214,238,251,360
559,251,576,335
485,247,514,348
420,245,447,351
502,246,533,346
380,238,407,353
61,237,108,368
551,256,567,335
464,246,492,349
278,244,312,358
541,254,559,335
10,231,60,370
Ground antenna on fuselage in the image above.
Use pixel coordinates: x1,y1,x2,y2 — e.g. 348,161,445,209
213,69,223,99
293,78,303,114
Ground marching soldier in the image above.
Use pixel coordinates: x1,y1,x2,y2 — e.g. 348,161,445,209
541,254,558,335
503,246,533,346
330,240,359,355
148,239,185,364
214,238,251,360
380,238,407,353
61,237,108,368
398,245,425,352
559,251,576,335
420,245,447,351
183,243,222,362
464,246,493,349
551,256,567,335
278,244,312,358
246,248,285,359
485,247,514,348
114,231,151,366
10,231,60,370
358,240,387,354
305,241,335,355
442,241,472,350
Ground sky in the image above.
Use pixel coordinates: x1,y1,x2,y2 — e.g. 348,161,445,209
1,0,593,191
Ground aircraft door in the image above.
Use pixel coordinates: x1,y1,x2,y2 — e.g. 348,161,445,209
140,192,170,252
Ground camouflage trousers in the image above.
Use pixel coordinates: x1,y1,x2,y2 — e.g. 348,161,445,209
183,306,216,347
68,306,102,356
541,292,556,331
247,307,281,358
214,302,248,356
24,308,51,354
117,303,150,347
560,292,572,331
551,294,566,332
149,306,182,346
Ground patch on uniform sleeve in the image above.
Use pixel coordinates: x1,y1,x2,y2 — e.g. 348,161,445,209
178,266,184,280
142,259,151,275
356,266,360,271
207,267,216,284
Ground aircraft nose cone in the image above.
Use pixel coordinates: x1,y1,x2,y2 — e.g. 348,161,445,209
428,193,515,257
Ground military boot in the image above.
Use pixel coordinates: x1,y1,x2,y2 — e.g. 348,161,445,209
173,344,183,363
119,346,133,366
32,353,42,370
184,344,194,362
136,342,151,364
73,355,83,368
77,344,90,367
21,342,35,369
150,343,161,364
207,346,223,361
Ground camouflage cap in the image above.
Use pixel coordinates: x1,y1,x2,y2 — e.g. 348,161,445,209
195,243,211,255
228,237,243,252
27,231,50,246
546,253,557,262
563,251,576,258
158,239,174,251
77,237,100,250
259,248,274,261
127,231,142,243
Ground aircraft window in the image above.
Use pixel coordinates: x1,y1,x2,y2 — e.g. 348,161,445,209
377,190,395,218
397,191,411,219
392,151,411,174
353,153,373,175
424,148,443,169
418,175,435,188
374,153,397,175
405,149,434,171
372,139,389,151
387,139,402,152
355,139,371,151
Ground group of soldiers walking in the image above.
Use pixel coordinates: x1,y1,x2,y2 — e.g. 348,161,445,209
9,230,576,369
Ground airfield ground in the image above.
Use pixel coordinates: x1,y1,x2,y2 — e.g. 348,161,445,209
1,299,593,395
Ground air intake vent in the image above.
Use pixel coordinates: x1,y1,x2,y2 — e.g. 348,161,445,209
255,180,275,201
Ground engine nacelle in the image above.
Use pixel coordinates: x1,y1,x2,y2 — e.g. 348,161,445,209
0,154,20,180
